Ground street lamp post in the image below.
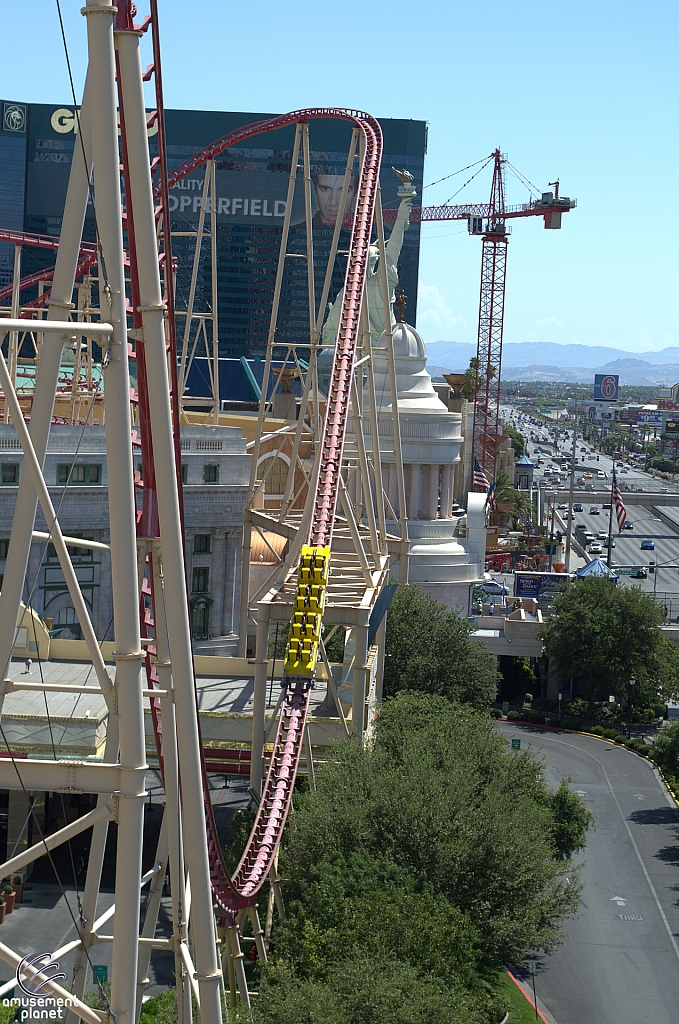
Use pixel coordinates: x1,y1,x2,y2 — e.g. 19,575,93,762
628,675,636,739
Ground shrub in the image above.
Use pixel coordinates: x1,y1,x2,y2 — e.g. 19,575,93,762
562,719,582,731
529,711,546,724
653,721,679,776
507,710,521,721
12,876,20,886
138,990,178,1024
623,737,653,757
614,735,626,744
589,726,605,737
489,707,503,719
564,698,588,718
603,729,619,741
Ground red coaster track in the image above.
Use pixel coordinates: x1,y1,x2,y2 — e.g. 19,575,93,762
135,108,382,920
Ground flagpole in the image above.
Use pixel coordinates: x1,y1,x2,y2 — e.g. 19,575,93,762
606,472,615,568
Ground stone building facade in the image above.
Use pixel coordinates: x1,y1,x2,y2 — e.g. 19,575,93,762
0,424,249,650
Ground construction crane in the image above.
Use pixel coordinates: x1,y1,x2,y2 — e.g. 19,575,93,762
384,149,576,485
3,151,574,475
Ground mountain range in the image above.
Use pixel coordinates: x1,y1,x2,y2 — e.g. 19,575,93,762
423,341,679,386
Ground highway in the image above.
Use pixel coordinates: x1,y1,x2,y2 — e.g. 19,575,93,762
498,722,679,1024
504,407,679,615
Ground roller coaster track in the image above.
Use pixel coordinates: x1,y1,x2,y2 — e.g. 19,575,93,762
138,108,383,921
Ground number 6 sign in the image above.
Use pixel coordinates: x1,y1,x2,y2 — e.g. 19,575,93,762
594,373,619,402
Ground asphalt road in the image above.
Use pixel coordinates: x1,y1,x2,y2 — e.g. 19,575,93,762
502,406,679,611
499,722,679,1024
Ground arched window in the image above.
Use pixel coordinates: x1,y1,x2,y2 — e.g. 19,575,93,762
258,455,289,497
54,606,81,639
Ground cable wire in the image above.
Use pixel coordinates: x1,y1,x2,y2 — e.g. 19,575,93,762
380,155,492,210
441,155,494,206
505,160,542,199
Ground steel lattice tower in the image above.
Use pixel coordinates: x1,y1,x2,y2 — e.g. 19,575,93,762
471,149,508,484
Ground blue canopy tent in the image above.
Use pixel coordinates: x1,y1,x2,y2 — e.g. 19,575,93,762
575,558,618,583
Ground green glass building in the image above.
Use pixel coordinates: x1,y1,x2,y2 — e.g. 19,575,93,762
1,100,426,359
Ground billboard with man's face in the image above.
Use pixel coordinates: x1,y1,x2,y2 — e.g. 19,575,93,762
5,102,426,360
163,111,424,358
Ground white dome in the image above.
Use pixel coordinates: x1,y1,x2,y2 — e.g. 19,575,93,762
392,320,427,360
372,322,448,413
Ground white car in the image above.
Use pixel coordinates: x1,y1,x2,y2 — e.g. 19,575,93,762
589,542,603,554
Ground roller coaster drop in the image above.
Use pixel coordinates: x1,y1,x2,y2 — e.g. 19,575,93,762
0,2,404,1022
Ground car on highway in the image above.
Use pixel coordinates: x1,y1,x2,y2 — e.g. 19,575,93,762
632,566,648,579
573,502,583,512
584,471,593,478
603,537,615,548
603,502,612,509
597,531,608,540
641,539,655,550
558,503,569,510
589,507,600,515
624,521,634,529
589,542,603,554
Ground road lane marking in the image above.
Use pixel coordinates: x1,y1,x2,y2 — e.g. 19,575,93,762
506,729,679,966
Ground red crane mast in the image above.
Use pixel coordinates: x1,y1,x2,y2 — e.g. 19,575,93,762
385,151,575,484
472,149,509,485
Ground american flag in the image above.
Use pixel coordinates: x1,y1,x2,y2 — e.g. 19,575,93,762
612,470,627,531
473,458,490,491
486,482,498,512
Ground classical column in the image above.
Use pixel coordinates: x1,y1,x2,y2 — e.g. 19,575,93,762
426,465,440,520
408,463,421,520
440,465,453,518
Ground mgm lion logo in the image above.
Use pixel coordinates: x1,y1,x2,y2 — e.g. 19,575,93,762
3,103,26,133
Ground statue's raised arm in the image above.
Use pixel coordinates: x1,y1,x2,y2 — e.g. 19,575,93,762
321,168,417,349
386,168,416,269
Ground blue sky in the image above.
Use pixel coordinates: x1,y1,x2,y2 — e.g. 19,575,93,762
2,0,677,354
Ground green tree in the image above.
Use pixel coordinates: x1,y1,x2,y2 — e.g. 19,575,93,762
383,585,499,706
282,692,588,964
504,423,526,455
254,958,495,1024
493,472,534,529
540,577,679,714
652,720,679,783
461,356,496,401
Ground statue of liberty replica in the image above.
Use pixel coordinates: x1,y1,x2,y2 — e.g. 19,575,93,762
321,168,417,349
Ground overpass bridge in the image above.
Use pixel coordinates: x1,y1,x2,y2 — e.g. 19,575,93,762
544,490,679,506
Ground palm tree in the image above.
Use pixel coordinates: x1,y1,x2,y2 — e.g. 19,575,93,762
493,473,533,529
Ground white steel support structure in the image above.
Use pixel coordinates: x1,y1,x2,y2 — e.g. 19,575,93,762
82,7,146,1024
0,4,219,1024
115,24,223,1024
0,80,94,709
